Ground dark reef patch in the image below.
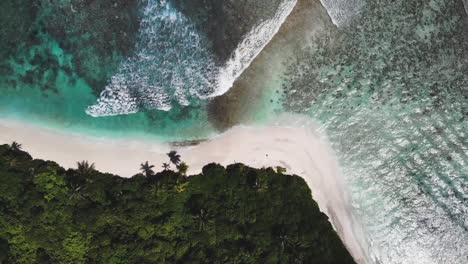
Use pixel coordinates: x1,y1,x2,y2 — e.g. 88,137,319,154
0,0,38,61
0,0,140,95
39,0,140,94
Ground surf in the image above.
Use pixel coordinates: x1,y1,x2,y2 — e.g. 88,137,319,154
86,0,218,117
87,0,298,117
211,0,297,98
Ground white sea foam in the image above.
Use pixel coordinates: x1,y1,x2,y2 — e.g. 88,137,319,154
87,0,298,116
320,0,363,27
87,0,217,117
209,0,298,98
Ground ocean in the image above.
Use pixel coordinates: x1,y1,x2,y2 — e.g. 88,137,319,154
1,0,467,263
0,0,294,140
281,0,468,262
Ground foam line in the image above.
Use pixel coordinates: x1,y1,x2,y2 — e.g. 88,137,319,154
209,0,298,98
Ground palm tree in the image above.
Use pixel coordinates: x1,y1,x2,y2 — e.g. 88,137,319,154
10,141,22,152
140,161,155,177
177,162,188,176
162,163,170,171
77,161,95,177
167,150,181,166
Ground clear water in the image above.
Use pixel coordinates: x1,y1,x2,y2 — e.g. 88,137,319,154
0,0,293,140
88,0,297,116
87,0,219,116
281,0,468,262
0,0,216,140
0,33,213,140
1,0,467,262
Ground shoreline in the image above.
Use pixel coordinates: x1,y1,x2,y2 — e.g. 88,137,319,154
0,114,369,263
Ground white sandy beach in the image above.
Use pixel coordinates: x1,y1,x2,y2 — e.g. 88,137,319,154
0,114,370,263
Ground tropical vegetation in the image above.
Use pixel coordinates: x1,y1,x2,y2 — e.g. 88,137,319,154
0,143,354,263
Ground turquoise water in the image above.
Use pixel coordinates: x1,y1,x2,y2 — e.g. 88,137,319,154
0,0,217,140
0,32,212,140
281,0,468,262
0,0,290,140
86,0,219,117
1,0,467,262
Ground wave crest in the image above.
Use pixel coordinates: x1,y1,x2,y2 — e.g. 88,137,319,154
320,0,363,27
87,0,297,117
86,0,217,117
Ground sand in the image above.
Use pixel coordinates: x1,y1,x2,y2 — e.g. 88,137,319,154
0,114,370,263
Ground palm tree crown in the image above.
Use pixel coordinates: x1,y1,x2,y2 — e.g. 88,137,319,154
10,141,22,152
177,162,189,176
77,161,95,176
167,151,181,166
140,161,155,177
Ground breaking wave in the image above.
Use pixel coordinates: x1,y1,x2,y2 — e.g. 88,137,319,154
212,0,297,97
86,0,217,116
87,0,297,117
320,0,363,27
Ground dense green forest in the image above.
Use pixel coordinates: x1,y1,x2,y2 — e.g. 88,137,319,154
0,143,354,263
